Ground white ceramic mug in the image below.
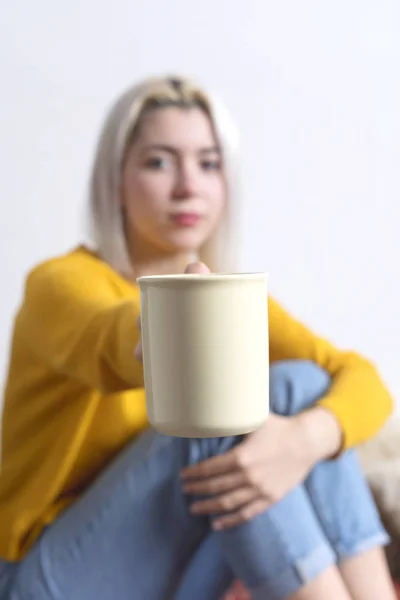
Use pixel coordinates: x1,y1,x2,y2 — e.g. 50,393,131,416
137,273,269,437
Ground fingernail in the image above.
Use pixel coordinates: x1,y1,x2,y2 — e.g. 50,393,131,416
212,520,223,530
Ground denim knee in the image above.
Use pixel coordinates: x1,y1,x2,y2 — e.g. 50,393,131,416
270,360,330,416
186,436,241,467
304,448,390,561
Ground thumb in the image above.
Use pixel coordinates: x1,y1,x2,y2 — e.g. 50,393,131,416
184,261,211,275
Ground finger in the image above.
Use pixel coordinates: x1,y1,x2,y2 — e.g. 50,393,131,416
212,498,270,531
181,450,240,480
135,315,143,362
229,582,251,600
183,471,247,496
184,262,210,274
190,486,259,516
134,340,143,362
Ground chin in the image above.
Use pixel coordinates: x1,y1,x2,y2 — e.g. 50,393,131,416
165,230,209,253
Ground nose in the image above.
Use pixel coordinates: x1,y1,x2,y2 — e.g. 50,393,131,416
172,164,198,200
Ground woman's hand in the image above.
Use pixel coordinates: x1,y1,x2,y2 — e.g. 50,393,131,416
181,412,323,530
134,316,143,362
134,261,210,362
134,261,343,530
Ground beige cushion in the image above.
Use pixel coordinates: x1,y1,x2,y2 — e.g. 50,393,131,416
359,419,400,470
358,419,400,578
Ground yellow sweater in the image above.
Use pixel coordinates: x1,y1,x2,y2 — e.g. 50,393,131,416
0,246,393,561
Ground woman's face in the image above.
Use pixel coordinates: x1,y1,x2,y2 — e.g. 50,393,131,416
121,106,226,257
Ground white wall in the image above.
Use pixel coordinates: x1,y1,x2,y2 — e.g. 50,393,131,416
1,1,400,404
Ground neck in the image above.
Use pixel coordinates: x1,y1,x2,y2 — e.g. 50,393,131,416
127,236,195,278
134,254,193,277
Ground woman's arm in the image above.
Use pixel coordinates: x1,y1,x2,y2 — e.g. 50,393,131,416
16,256,143,394
268,296,393,450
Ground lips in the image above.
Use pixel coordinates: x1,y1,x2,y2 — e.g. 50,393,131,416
170,213,202,227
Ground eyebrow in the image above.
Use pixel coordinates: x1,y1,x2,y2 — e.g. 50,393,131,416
141,144,220,155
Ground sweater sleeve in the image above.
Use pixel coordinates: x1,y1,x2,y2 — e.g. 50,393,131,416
16,259,143,394
268,296,393,449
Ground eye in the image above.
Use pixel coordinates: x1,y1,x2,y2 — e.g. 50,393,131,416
144,156,170,170
200,159,221,171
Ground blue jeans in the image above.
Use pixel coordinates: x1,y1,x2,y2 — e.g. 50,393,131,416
0,361,388,600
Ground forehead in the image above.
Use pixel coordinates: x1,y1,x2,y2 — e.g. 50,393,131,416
135,107,218,150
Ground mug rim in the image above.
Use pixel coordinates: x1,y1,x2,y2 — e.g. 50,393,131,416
137,272,268,285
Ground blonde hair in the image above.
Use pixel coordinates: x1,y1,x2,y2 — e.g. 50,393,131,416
87,75,241,277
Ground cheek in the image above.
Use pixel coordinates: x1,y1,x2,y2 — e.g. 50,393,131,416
207,178,227,216
124,173,168,220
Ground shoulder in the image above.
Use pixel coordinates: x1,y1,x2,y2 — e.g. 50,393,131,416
28,245,111,280
24,246,137,304
267,295,293,320
267,294,315,345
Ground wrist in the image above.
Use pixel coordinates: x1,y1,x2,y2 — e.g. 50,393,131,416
295,407,344,464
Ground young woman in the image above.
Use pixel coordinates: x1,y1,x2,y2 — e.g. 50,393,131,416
0,75,396,600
